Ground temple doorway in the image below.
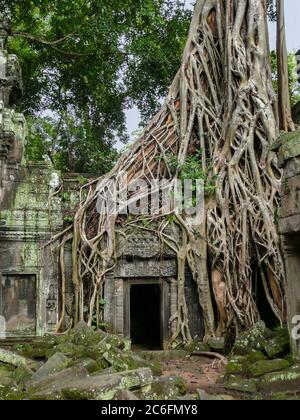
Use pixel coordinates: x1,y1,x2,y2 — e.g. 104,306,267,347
129,282,162,349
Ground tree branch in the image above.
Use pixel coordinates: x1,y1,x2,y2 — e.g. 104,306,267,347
11,31,94,57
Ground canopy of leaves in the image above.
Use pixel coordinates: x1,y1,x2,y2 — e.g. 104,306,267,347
0,0,192,173
271,51,300,107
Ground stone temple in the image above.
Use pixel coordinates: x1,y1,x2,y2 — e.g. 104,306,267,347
0,27,69,339
0,22,300,355
0,28,204,348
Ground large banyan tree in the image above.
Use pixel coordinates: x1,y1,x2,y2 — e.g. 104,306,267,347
57,0,286,346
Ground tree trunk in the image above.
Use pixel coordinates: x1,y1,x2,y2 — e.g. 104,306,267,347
277,0,295,131
59,0,286,344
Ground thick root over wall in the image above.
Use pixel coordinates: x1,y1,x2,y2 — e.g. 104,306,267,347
57,0,285,347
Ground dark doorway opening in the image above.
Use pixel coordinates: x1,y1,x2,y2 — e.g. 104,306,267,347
0,274,36,337
130,284,161,349
255,269,279,330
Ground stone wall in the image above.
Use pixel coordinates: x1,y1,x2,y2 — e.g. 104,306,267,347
276,130,300,356
104,226,205,348
0,162,63,337
0,31,26,207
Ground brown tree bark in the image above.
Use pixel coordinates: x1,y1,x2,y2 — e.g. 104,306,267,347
57,0,286,345
277,0,295,131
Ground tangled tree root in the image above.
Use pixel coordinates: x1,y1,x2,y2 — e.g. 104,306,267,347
56,0,285,347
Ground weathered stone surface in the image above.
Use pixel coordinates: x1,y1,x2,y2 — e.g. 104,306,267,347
284,156,300,179
232,321,268,355
198,390,235,401
0,363,14,386
139,350,189,361
258,365,300,393
143,376,186,400
116,227,179,259
224,377,258,394
12,366,32,385
15,336,58,359
292,101,300,125
0,348,31,368
279,214,300,234
185,341,210,354
278,131,300,166
27,366,88,394
281,176,300,219
263,331,290,359
0,163,63,337
270,392,300,401
33,368,154,400
28,352,70,386
226,356,249,376
247,350,267,363
114,259,177,278
175,394,198,401
208,337,225,354
247,359,290,378
115,390,140,400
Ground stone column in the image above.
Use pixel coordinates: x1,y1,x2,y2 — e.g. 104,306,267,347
277,130,300,357
169,278,178,336
281,236,300,356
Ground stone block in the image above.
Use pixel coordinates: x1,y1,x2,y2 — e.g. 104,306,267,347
278,131,300,166
247,359,290,378
28,353,70,386
226,356,249,376
224,376,258,394
31,368,153,400
232,321,267,355
279,215,300,234
263,333,290,359
258,365,300,393
208,337,225,354
284,157,300,178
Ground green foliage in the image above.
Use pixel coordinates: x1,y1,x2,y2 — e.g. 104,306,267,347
76,175,89,186
1,0,191,174
59,191,70,202
165,151,217,196
26,114,120,173
63,215,74,224
271,51,300,107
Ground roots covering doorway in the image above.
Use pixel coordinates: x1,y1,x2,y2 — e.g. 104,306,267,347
130,283,161,350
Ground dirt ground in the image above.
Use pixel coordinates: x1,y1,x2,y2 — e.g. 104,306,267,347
161,355,226,395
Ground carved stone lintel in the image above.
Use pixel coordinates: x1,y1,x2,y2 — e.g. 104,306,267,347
115,259,177,278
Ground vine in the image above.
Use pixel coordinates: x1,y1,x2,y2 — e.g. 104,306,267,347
55,0,286,346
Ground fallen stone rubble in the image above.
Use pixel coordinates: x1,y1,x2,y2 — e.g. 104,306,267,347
0,322,185,400
0,321,300,400
221,321,300,399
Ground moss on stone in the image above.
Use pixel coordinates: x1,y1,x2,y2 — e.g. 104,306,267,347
143,376,186,401
258,367,300,393
278,131,300,165
248,350,267,363
247,359,290,378
0,387,26,400
184,340,210,354
232,321,268,356
263,328,290,359
12,366,32,385
224,376,258,394
226,356,249,376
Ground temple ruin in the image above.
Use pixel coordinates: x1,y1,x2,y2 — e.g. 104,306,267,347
0,12,300,357
0,28,203,348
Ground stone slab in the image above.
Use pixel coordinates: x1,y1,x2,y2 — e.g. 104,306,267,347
115,259,177,278
32,368,153,400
